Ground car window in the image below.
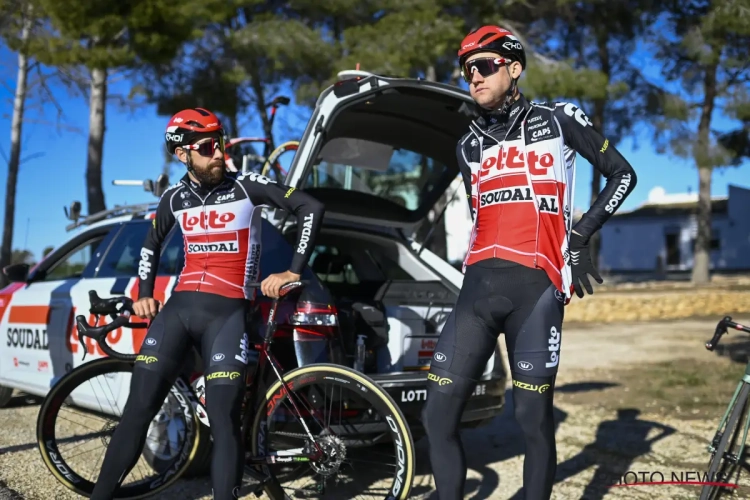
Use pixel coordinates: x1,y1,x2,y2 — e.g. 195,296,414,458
309,245,361,284
41,236,106,281
303,141,446,211
96,222,151,278
307,240,413,283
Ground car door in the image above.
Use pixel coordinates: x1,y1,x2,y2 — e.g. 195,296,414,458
65,220,180,414
0,226,112,396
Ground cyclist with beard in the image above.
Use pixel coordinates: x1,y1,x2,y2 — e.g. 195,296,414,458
422,27,637,499
91,108,325,500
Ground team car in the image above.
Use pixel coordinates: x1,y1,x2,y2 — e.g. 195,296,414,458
0,70,508,438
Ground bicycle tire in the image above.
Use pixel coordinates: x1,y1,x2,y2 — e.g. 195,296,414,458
37,357,203,499
261,140,299,179
249,363,415,500
700,382,750,500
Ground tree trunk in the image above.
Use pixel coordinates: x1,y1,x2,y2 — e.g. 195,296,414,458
86,67,107,215
589,22,610,269
248,68,282,180
0,11,31,287
691,60,718,285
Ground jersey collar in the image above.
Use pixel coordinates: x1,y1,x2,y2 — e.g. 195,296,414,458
476,94,530,130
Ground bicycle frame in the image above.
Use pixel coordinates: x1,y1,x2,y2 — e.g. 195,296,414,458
225,95,290,178
706,316,750,458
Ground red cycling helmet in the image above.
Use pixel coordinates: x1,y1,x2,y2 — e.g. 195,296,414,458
164,108,223,154
458,26,527,72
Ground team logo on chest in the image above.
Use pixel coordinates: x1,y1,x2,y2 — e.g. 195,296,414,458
471,142,554,185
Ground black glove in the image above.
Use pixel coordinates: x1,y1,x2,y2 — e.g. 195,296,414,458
569,232,603,298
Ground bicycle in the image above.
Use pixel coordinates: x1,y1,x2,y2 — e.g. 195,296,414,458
700,315,750,499
224,95,299,181
37,281,415,499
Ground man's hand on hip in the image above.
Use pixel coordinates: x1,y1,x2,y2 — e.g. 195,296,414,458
569,232,603,298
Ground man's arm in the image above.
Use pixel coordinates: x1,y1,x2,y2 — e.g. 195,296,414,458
137,190,177,299
239,174,325,274
456,136,475,221
553,102,637,239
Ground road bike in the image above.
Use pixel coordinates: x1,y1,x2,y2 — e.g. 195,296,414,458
36,281,415,499
700,315,750,499
224,95,299,181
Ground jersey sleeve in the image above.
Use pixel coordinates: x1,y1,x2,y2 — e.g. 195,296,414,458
137,190,176,299
456,137,475,221
239,173,325,275
553,103,638,240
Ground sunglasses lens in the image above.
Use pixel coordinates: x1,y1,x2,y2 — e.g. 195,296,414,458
464,58,506,80
195,138,224,157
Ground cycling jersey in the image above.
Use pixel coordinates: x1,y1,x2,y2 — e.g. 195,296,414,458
138,171,325,300
457,95,637,300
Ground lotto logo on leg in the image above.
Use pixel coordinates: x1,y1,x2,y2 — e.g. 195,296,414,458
546,326,560,368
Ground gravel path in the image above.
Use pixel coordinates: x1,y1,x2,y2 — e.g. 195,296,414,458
1,317,748,499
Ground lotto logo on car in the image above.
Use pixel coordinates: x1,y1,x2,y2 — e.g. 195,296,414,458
474,145,554,184
181,210,236,232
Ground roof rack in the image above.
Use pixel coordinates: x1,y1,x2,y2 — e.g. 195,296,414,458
64,201,159,232
63,175,170,232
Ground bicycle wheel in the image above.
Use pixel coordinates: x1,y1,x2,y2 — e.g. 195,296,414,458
249,363,415,500
261,140,299,181
700,382,750,500
37,357,204,499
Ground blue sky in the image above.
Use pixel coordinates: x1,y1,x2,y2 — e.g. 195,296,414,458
1,47,748,262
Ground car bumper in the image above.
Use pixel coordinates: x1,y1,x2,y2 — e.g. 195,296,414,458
369,371,506,427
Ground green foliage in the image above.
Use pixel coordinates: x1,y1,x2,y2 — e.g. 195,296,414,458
24,0,227,70
649,0,750,168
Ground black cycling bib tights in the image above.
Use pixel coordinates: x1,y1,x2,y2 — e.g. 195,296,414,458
423,260,564,500
92,291,251,500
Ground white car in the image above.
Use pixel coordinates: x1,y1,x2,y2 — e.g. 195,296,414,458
0,70,508,436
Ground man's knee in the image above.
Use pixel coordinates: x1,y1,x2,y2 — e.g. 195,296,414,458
512,374,555,434
204,365,246,421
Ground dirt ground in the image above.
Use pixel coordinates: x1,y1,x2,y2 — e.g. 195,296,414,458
1,316,749,499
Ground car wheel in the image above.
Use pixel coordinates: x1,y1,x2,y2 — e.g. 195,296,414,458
0,385,13,407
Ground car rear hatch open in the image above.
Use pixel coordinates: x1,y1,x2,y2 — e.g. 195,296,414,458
282,72,480,232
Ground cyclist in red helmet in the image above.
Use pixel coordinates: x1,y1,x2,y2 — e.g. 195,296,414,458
91,108,326,499
421,26,637,499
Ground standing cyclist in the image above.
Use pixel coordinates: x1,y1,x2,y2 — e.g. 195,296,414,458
422,26,636,500
91,108,325,500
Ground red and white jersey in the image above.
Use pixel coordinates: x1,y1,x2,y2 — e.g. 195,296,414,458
138,172,324,300
457,96,637,300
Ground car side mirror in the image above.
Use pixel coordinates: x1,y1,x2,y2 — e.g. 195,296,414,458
143,179,154,194
64,201,82,222
154,174,170,197
3,263,30,283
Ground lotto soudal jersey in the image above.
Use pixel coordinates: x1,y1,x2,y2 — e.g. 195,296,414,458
138,171,325,300
457,95,636,297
